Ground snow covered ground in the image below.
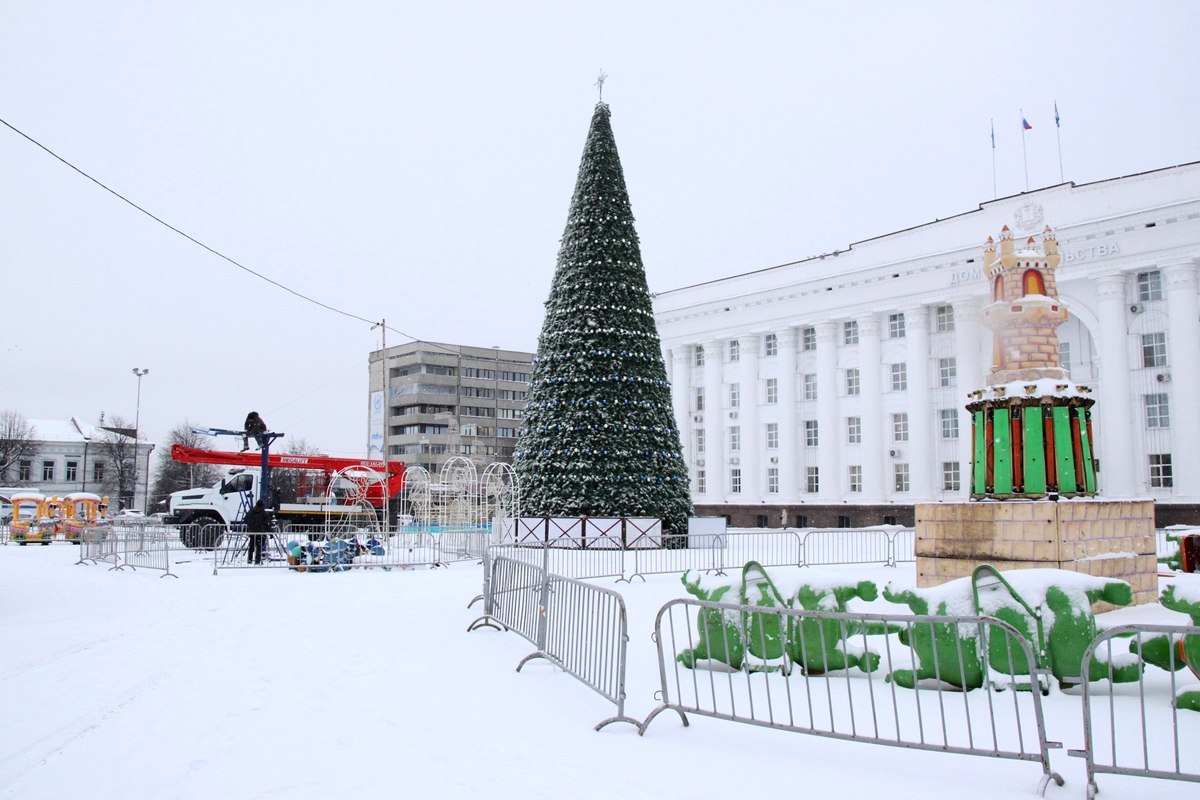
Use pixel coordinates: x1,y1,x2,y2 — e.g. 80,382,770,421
1,545,1197,799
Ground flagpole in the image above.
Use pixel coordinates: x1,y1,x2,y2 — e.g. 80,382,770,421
1020,108,1029,192
1055,102,1064,183
991,118,997,199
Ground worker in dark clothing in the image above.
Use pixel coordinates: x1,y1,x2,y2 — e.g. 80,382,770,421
244,499,270,565
243,412,268,452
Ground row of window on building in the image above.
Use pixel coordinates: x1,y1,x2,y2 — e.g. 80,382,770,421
696,395,1172,458
389,444,516,457
697,308,961,367
8,459,106,483
390,404,525,419
697,349,1169,410
696,453,1176,497
389,364,530,383
695,461,957,495
390,423,519,437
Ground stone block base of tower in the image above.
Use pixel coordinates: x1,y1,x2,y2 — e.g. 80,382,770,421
914,499,1158,607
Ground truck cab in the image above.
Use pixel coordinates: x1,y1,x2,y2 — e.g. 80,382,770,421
166,466,379,531
167,468,257,526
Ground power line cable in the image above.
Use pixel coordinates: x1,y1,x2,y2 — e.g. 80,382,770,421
0,114,458,354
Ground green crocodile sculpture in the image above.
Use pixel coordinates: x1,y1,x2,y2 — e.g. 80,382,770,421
882,581,987,690
1131,575,1200,711
676,562,879,674
786,572,882,674
884,568,1136,691
973,568,1138,690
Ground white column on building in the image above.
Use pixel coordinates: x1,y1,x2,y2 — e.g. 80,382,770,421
954,298,983,491
815,322,840,500
1095,273,1138,498
904,306,934,500
703,340,726,504
857,315,885,503
669,348,691,471
1163,261,1200,500
740,335,761,500
776,328,799,502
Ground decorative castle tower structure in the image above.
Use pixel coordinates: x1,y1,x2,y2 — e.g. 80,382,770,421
913,226,1156,605
967,226,1097,498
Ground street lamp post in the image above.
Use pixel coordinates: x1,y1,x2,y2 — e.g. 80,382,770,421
131,368,149,511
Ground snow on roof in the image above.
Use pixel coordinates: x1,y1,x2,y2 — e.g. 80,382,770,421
27,419,90,442
24,417,150,445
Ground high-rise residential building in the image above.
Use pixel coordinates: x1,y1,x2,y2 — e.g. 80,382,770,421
367,341,533,474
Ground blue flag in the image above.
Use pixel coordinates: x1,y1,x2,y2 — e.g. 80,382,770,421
1055,102,1061,128
1022,117,1033,131
991,120,995,148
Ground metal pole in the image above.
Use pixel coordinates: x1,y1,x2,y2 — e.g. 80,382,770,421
383,320,389,531
131,368,149,510
374,319,391,531
990,118,997,199
143,444,154,515
1055,114,1064,184
1020,109,1029,192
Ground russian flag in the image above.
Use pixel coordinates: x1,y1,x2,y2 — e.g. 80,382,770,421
1022,117,1033,131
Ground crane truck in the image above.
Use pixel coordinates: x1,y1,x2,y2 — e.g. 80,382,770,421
164,445,405,542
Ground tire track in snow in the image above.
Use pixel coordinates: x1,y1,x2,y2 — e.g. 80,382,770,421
0,634,131,684
0,670,169,794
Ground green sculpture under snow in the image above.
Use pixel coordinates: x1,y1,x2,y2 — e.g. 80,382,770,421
677,562,880,674
884,568,1137,691
672,561,1200,707
1132,575,1200,711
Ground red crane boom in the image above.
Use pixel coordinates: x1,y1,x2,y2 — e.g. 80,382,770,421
171,444,405,503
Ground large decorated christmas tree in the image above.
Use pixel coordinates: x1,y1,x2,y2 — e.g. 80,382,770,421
514,102,692,535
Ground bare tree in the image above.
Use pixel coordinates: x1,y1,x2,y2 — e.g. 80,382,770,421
0,411,38,484
149,422,224,510
270,438,327,505
94,414,140,509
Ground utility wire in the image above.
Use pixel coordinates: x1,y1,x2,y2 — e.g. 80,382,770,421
0,114,456,353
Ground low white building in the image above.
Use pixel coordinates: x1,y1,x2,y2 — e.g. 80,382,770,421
653,161,1200,528
1,418,155,512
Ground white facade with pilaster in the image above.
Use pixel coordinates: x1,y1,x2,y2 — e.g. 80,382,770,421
654,161,1200,523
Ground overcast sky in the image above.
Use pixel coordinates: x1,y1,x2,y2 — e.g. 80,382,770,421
2,2,1198,459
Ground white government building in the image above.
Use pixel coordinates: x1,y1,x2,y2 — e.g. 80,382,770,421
653,161,1200,528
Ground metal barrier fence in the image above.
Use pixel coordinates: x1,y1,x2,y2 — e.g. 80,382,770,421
209,524,491,573
1068,623,1200,798
76,528,121,567
1156,530,1171,558
469,553,639,730
489,528,915,583
641,597,1064,795
74,526,176,577
119,526,176,575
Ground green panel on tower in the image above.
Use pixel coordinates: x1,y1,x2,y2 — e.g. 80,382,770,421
1053,406,1076,494
1023,408,1046,495
973,410,986,494
1080,411,1096,493
993,408,1012,494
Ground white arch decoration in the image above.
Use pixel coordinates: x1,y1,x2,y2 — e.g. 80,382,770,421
480,462,520,524
323,465,385,536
